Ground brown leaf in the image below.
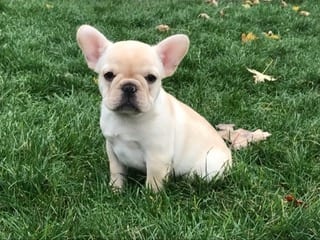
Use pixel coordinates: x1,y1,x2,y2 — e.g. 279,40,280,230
243,0,259,5
242,3,251,9
219,9,225,17
284,194,307,208
216,125,271,150
216,124,235,131
280,0,288,7
299,10,310,16
284,194,295,202
156,24,170,32
198,13,210,19
294,199,305,207
205,0,218,6
216,124,235,140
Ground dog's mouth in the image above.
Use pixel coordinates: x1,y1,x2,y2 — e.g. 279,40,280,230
114,96,141,113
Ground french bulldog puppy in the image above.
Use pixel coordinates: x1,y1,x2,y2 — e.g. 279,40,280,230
76,25,232,191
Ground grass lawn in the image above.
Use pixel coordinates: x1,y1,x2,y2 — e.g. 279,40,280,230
1,0,320,239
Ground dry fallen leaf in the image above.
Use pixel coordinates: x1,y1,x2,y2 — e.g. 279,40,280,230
263,31,280,40
205,0,218,6
242,3,251,9
199,13,210,19
45,3,54,9
156,24,170,32
233,129,271,149
295,199,305,207
280,0,288,7
291,5,310,16
216,124,235,131
241,32,258,43
285,194,295,202
247,68,276,83
299,10,310,16
215,124,235,141
284,194,307,208
243,0,259,5
93,76,98,84
216,124,271,150
64,72,73,78
292,5,300,12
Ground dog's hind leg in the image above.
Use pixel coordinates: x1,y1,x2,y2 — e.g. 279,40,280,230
194,147,232,181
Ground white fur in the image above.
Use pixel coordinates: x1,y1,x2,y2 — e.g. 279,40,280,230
77,25,232,191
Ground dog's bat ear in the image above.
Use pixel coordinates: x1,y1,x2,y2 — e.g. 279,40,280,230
155,34,189,77
76,25,112,71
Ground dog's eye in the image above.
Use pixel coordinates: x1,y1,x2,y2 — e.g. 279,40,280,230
104,72,115,81
145,74,157,83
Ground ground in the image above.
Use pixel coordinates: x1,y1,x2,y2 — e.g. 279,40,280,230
0,0,319,239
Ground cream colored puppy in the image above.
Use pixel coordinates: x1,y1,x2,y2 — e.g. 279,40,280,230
76,25,231,191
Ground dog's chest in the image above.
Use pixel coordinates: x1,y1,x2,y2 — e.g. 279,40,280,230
100,106,162,171
109,135,146,170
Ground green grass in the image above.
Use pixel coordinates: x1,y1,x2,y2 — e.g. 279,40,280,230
1,0,320,239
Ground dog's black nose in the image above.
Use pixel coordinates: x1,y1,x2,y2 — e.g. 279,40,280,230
121,84,137,95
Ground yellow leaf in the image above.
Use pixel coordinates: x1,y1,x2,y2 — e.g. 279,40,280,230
156,24,170,32
93,77,98,84
263,31,280,40
292,5,300,12
241,32,257,43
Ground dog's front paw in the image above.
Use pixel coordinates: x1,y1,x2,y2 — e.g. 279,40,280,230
146,161,170,192
146,179,163,192
109,178,125,192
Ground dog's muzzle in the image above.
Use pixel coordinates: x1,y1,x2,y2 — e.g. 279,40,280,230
121,83,137,96
115,83,140,112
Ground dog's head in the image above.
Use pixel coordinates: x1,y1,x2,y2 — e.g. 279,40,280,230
76,25,189,114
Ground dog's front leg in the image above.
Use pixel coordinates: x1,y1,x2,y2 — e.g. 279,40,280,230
106,141,127,191
146,156,171,192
